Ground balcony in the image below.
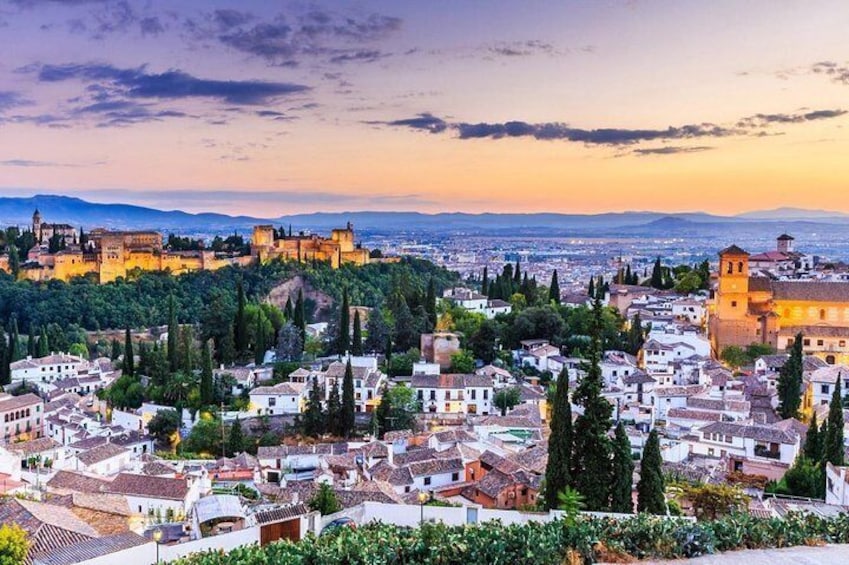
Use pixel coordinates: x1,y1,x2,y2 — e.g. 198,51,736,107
754,445,781,460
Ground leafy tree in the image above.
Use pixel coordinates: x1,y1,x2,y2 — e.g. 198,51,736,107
302,376,325,438
674,271,702,294
182,417,223,456
682,483,746,521
276,322,303,362
744,343,775,363
777,333,803,419
351,310,363,356
338,287,350,354
804,413,822,461
571,297,614,510
556,486,585,524
611,422,635,513
637,429,666,515
0,523,29,565
148,409,181,445
494,387,521,416
309,482,341,515
123,327,134,378
825,377,845,466
778,455,824,499
228,417,244,456
341,359,356,438
549,270,561,305
545,368,572,510
720,346,747,370
392,294,419,352
468,319,500,364
200,340,214,406
449,350,475,373
327,379,342,437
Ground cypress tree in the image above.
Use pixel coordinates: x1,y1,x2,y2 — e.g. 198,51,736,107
254,311,267,365
611,422,635,513
571,295,614,510
284,296,294,321
627,313,644,355
302,376,325,437
234,280,248,357
588,276,595,298
341,359,356,438
549,270,561,305
327,379,342,437
200,340,214,405
37,326,49,357
514,260,521,285
777,333,804,419
425,277,437,332
180,326,194,374
221,325,235,366
650,257,663,289
825,377,845,466
625,264,633,285
637,429,666,514
110,338,121,361
0,328,8,386
544,368,572,510
167,294,179,372
228,417,244,456
374,383,393,439
294,289,306,342
338,287,350,354
27,326,35,357
351,311,363,356
124,327,134,378
385,335,393,362
804,412,822,461
8,319,19,362
481,266,489,296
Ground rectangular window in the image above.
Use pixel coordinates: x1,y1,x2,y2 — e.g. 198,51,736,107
471,389,477,400
731,301,737,308
817,340,824,347
268,398,276,407
804,339,811,346
822,385,830,394
417,390,423,400
430,391,436,400
483,389,489,400
451,472,459,481
424,477,431,486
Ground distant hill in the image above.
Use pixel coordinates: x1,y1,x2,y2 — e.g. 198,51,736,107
2,194,849,235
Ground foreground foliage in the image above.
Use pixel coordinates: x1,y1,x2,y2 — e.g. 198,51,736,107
172,512,849,565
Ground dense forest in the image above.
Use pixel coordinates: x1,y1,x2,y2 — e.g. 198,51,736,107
0,257,458,332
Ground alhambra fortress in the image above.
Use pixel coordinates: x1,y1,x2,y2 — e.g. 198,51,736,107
0,210,376,283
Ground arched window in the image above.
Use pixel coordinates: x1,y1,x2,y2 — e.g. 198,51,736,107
737,261,744,273
726,261,733,275
783,308,791,318
826,355,836,365
820,309,827,321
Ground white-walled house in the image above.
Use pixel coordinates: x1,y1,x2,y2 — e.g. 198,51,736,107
249,382,306,416
671,298,707,325
826,463,849,505
653,385,707,419
690,421,801,479
74,442,131,475
600,351,639,388
407,457,465,491
809,365,849,409
412,374,494,415
104,472,205,516
10,353,88,384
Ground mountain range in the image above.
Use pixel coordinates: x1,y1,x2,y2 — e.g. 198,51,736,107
2,194,849,235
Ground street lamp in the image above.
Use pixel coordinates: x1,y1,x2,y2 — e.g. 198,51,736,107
418,491,429,527
152,527,163,564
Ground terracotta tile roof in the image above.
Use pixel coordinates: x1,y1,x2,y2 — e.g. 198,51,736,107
77,442,129,466
46,470,109,494
771,281,849,303
253,503,311,525
6,437,61,456
0,392,43,412
508,445,548,474
0,498,99,563
719,244,749,256
700,421,798,444
407,457,464,478
393,448,437,466
104,473,188,501
411,374,493,389
369,461,414,486
33,531,149,565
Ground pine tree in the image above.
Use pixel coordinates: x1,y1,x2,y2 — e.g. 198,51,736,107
545,368,572,510
200,340,214,406
777,333,804,419
37,326,49,357
549,269,561,305
825,377,845,466
228,418,244,457
425,277,437,332
123,327,135,378
234,280,248,357
327,379,342,437
338,287,350,354
571,296,614,510
611,422,635,513
351,311,363,356
804,412,822,461
167,294,179,372
588,276,595,298
481,266,489,296
637,429,666,514
650,257,663,289
341,359,356,438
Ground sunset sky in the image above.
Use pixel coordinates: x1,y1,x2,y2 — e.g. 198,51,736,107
1,0,849,216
